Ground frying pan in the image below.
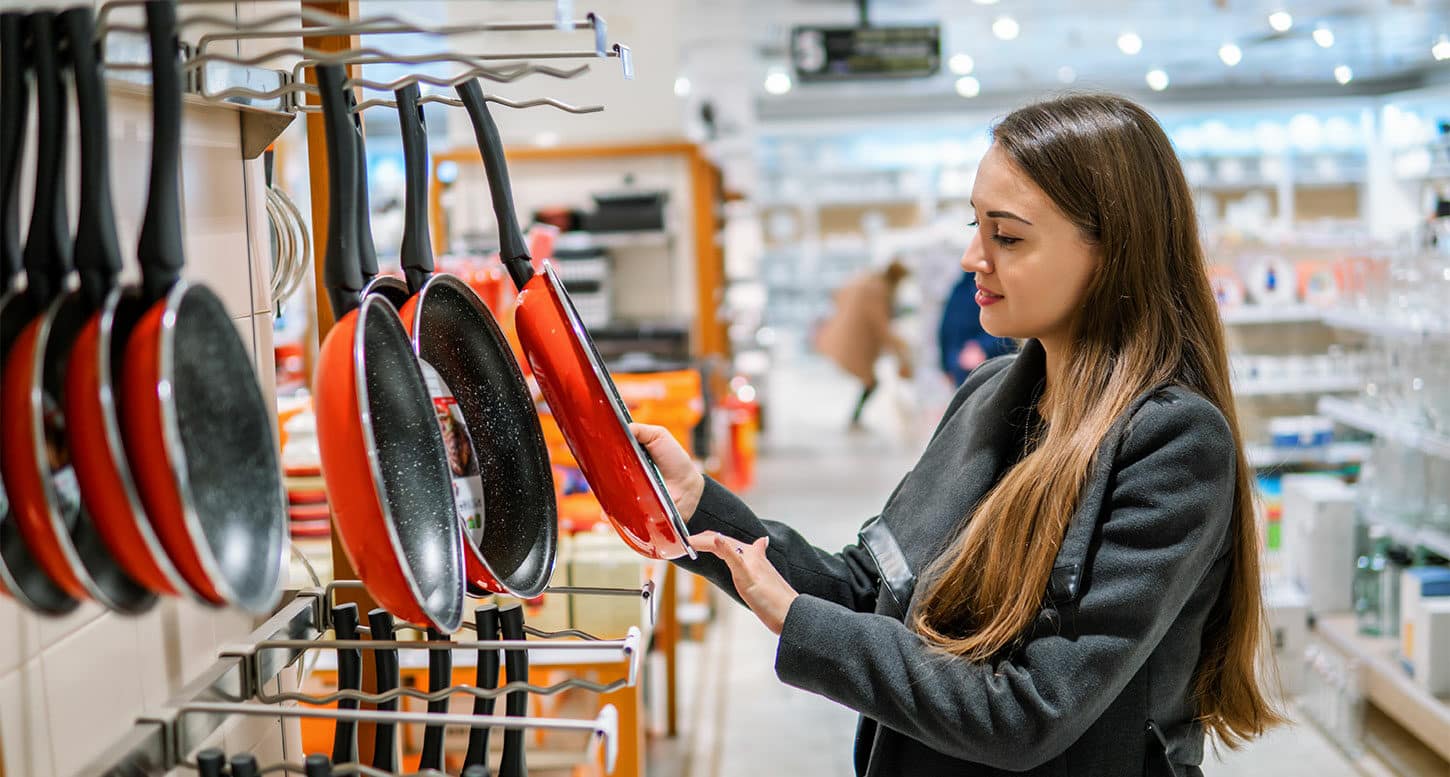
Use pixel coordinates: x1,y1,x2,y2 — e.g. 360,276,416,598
116,0,285,613
390,84,557,599
352,114,409,309
456,80,694,561
0,11,79,616
312,62,464,633
1,10,155,613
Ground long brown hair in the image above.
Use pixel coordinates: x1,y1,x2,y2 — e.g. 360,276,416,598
911,93,1283,747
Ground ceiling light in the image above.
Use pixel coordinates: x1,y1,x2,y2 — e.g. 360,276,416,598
1146,68,1169,91
534,131,560,147
1313,25,1334,48
992,16,1019,41
955,76,981,98
971,0,1000,4
1334,64,1353,84
1057,65,1077,84
1434,35,1450,61
764,68,792,95
1117,32,1143,55
1218,43,1242,66
1268,11,1293,33
949,53,975,75
674,76,691,97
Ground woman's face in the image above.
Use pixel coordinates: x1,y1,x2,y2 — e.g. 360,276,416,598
961,144,1098,346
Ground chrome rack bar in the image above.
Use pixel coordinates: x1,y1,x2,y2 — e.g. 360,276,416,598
191,13,607,57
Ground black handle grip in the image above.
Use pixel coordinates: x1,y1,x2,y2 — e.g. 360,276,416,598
330,603,361,766
303,753,333,777
419,626,453,772
455,80,532,290
194,749,225,777
352,110,380,283
498,603,529,777
315,64,363,316
0,11,29,293
228,753,260,777
62,7,122,308
395,83,434,293
366,608,399,773
23,11,72,306
137,0,184,303
464,766,491,777
463,603,502,772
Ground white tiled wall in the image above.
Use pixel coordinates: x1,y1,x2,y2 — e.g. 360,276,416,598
1,3,299,773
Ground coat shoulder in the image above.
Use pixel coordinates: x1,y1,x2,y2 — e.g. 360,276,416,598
1120,385,1236,480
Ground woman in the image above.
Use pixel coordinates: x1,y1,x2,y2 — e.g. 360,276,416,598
814,258,914,427
633,93,1282,776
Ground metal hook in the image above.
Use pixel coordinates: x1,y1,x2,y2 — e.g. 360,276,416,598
192,12,606,58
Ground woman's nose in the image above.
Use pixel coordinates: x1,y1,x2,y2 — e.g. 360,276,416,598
961,232,990,274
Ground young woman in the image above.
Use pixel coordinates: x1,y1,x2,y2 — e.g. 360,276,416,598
633,93,1282,776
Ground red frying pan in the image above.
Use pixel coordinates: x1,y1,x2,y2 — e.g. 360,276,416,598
313,63,464,633
389,84,557,599
115,1,285,613
456,80,694,561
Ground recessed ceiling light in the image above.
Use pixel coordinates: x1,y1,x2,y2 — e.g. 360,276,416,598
955,76,981,98
971,0,1000,4
1146,68,1169,91
1268,11,1293,33
992,16,1020,41
1334,64,1353,84
1219,43,1242,66
1313,25,1335,48
1434,35,1450,61
534,131,560,147
674,76,691,97
1057,65,1077,84
949,53,975,75
1117,32,1143,55
764,68,792,95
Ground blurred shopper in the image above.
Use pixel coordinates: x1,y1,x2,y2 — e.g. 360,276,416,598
637,93,1282,776
938,271,1016,385
814,259,913,427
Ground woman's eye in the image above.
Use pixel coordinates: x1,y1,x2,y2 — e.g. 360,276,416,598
990,234,1021,247
967,220,979,229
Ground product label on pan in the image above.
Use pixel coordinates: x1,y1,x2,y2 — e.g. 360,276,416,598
418,360,486,544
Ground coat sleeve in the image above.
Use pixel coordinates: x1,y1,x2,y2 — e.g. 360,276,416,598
770,393,1237,772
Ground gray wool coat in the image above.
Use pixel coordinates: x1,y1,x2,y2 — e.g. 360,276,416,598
674,340,1237,776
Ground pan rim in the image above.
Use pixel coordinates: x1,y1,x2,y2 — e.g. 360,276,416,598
351,293,465,633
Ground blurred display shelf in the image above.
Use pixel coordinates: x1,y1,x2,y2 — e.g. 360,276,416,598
1321,309,1450,338
1317,397,1450,460
1219,305,1325,325
580,230,672,249
1245,441,1370,468
1365,517,1450,560
1232,375,1363,396
1313,614,1450,764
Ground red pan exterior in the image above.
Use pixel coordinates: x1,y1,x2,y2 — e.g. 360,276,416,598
1,319,88,598
315,307,437,626
63,314,181,595
512,263,691,560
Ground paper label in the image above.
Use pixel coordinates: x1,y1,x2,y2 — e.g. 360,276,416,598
419,360,485,543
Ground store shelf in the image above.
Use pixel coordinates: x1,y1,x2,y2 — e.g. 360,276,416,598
1232,375,1363,397
1365,517,1450,559
1313,614,1450,764
108,80,295,160
1245,441,1370,468
582,230,673,249
1219,305,1325,325
1317,397,1450,460
1321,309,1450,339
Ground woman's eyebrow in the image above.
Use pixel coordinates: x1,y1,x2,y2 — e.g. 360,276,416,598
967,200,1033,226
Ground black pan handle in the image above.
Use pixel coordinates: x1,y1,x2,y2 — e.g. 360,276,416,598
455,80,532,290
194,748,225,777
62,7,122,308
228,752,260,777
330,603,361,766
314,64,363,316
498,603,529,777
352,109,381,285
419,626,453,772
0,11,29,293
137,0,184,303
366,608,399,773
303,753,333,777
395,83,434,293
463,603,501,772
22,11,72,306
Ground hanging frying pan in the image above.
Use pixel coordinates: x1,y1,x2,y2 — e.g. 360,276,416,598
312,62,464,633
0,11,79,616
115,0,285,613
391,84,556,599
351,114,409,309
1,10,155,613
455,80,694,561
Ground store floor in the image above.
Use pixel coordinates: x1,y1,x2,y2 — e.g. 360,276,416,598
659,357,1363,777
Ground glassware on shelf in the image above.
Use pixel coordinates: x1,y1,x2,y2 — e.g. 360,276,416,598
1354,527,1390,636
1425,455,1450,535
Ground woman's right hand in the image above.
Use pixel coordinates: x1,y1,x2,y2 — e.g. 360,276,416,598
630,423,705,522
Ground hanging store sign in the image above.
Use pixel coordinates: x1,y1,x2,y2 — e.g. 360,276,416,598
790,25,941,81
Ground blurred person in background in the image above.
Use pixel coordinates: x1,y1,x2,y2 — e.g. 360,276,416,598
814,258,914,428
939,271,1016,385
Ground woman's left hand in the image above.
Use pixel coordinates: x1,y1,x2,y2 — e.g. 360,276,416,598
689,531,799,635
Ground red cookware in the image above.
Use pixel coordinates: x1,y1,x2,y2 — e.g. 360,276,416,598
390,84,557,599
456,80,694,561
312,63,464,633
115,1,285,613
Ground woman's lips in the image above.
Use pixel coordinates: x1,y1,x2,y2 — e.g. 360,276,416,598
975,287,1004,307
